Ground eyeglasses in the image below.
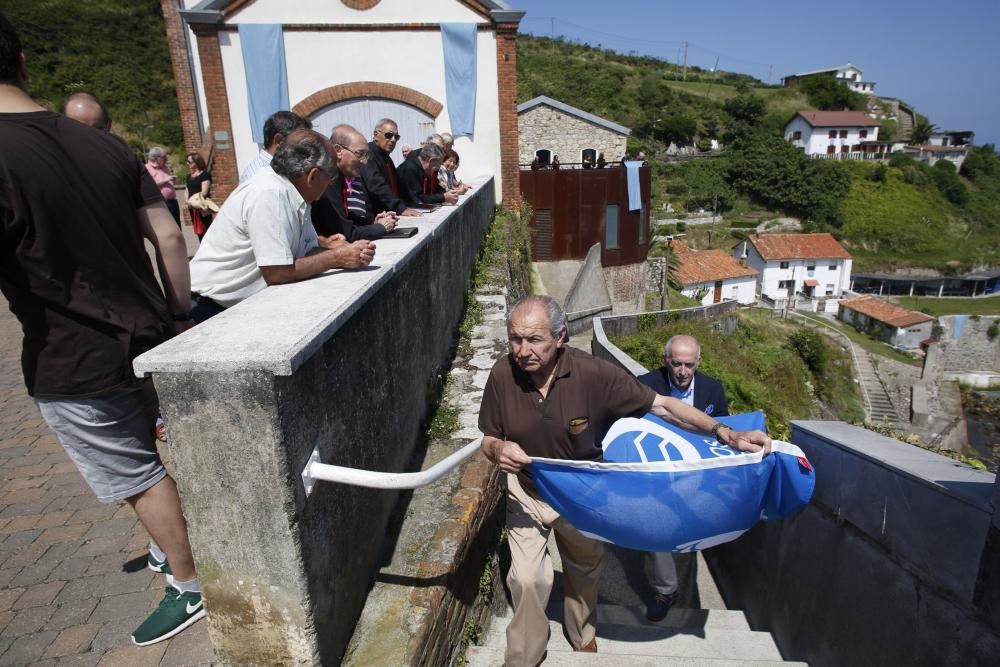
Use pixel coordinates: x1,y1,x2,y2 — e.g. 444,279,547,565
377,130,400,141
340,145,370,160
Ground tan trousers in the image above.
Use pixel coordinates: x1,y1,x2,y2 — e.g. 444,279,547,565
504,473,604,667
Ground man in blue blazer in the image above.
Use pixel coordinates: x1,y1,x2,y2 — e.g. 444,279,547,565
636,334,729,621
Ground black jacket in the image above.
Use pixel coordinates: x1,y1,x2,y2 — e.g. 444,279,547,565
396,153,445,205
311,171,387,241
361,141,406,215
636,369,729,417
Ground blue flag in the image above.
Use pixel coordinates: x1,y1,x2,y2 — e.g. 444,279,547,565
528,412,815,552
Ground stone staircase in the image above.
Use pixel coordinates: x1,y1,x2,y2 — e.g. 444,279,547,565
465,541,805,666
853,348,902,425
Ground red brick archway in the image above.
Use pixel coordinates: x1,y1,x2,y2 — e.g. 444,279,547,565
292,82,443,120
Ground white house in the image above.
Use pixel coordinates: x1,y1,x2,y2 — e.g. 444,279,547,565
672,242,758,306
902,144,969,170
838,296,934,350
163,0,524,204
785,111,881,159
733,233,852,307
782,63,876,95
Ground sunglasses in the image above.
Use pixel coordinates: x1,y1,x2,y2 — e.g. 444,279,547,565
378,130,400,141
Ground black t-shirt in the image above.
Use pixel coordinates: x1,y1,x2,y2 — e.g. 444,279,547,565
0,111,170,398
186,170,211,198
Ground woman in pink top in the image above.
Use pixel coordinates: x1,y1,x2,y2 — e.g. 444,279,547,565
145,146,181,227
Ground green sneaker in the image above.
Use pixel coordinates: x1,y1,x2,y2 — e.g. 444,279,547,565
131,586,205,646
146,551,172,576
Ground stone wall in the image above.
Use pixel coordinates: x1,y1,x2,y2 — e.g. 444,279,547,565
705,421,1000,667
936,315,1000,376
602,263,646,314
518,105,627,165
135,179,496,665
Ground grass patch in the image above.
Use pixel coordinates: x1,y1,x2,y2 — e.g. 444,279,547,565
891,296,1000,317
816,317,922,367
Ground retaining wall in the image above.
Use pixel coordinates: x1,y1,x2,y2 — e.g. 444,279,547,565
134,178,496,665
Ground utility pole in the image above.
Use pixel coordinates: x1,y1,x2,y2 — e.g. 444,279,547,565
550,17,554,39
767,64,773,85
682,42,688,80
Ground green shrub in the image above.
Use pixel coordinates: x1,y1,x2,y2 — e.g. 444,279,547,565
788,329,827,374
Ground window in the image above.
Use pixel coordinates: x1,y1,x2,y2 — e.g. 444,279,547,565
807,263,816,274
826,283,835,295
852,144,861,152
780,261,790,269
828,130,837,139
605,204,619,249
778,280,793,289
581,148,597,164
731,286,739,298
829,263,837,270
859,129,868,139
841,145,849,154
534,149,551,168
792,131,802,140
827,145,836,154
839,130,848,139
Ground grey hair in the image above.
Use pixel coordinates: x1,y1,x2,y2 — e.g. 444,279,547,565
147,146,165,159
507,295,566,337
425,133,445,147
664,335,701,360
270,130,332,179
374,117,397,132
418,142,445,163
440,131,454,145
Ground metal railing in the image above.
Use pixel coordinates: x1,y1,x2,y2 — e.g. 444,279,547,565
300,439,483,496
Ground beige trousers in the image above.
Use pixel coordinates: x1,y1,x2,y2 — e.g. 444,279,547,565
504,473,604,667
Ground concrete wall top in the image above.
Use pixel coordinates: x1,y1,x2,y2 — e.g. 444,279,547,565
134,177,492,377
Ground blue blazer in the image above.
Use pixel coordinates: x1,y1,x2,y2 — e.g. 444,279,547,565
636,369,729,417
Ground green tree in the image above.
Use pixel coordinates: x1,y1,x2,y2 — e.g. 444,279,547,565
788,329,827,374
796,75,867,111
961,144,999,182
932,160,968,205
721,94,767,146
657,113,698,146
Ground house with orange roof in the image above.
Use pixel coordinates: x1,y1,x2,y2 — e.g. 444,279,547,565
784,110,884,159
733,233,852,311
671,241,759,305
838,295,934,350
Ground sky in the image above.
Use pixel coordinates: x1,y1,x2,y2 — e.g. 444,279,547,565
507,0,1000,148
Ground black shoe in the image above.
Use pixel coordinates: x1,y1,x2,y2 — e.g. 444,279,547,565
646,592,676,622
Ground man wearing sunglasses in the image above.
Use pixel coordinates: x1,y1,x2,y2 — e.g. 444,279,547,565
636,334,729,623
362,118,422,218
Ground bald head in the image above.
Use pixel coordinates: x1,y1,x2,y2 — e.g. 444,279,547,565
62,92,111,131
663,335,701,391
330,123,369,177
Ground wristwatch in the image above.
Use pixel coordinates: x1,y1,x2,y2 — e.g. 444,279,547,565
711,422,731,443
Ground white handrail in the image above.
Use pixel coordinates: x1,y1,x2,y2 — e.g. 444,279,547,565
300,438,483,496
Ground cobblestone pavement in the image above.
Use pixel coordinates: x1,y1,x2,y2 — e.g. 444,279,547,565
0,222,215,665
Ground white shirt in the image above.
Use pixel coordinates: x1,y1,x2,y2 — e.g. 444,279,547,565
190,167,317,307
239,148,273,184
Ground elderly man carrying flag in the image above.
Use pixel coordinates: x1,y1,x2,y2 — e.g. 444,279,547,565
478,295,770,667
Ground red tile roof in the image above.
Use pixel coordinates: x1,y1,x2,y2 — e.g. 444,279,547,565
744,233,851,261
839,295,933,328
671,241,758,285
796,111,878,128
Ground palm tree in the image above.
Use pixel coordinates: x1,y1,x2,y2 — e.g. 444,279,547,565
909,118,936,145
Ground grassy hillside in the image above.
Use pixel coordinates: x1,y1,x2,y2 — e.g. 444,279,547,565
612,316,864,440
4,1,182,160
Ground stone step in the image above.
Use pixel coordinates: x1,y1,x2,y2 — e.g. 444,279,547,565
495,605,752,632
465,645,806,667
479,620,784,661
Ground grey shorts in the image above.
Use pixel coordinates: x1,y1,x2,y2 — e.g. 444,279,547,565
36,380,167,503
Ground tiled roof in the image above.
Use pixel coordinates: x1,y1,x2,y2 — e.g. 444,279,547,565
744,233,851,260
839,296,933,328
795,111,878,128
671,242,758,285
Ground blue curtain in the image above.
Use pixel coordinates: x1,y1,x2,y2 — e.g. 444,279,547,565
625,160,642,211
238,24,290,145
440,23,477,137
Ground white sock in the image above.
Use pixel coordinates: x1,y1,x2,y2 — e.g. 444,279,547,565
171,577,201,594
148,541,166,561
